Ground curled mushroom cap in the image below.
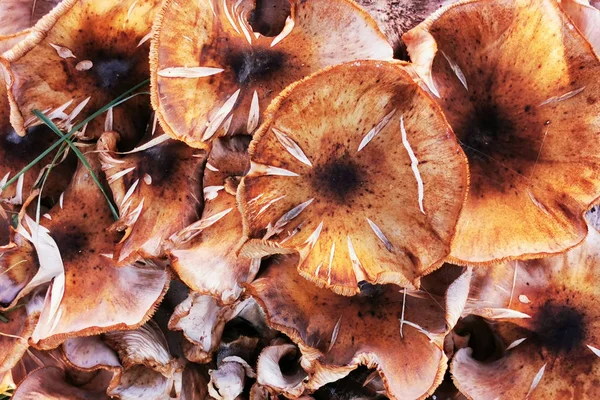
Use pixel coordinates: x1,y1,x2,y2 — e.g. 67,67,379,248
248,254,455,400
150,0,393,148
403,0,600,265
451,224,600,399
560,0,600,54
99,130,205,263
2,0,159,146
256,343,307,398
27,133,169,349
238,60,468,294
168,136,259,304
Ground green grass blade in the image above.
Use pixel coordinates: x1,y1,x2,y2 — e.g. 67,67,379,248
1,79,149,191
33,110,120,220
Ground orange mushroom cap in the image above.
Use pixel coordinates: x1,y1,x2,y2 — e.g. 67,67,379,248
26,133,169,349
451,222,600,399
99,128,205,264
2,0,159,148
403,0,600,265
247,254,469,400
238,60,468,294
168,136,259,304
150,0,393,148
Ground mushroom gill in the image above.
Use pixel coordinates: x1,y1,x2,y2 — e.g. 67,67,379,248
168,136,259,304
238,60,468,294
451,222,600,399
150,0,393,148
2,0,159,148
247,254,460,400
403,0,600,265
99,128,205,264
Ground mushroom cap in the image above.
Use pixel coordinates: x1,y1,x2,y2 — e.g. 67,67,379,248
2,0,158,147
403,0,600,265
560,0,600,54
168,136,259,304
353,0,457,56
99,130,205,263
0,66,75,203
0,1,61,36
451,223,600,399
0,305,38,374
0,231,37,308
12,366,111,400
28,134,169,349
247,254,450,400
150,0,393,148
238,60,468,295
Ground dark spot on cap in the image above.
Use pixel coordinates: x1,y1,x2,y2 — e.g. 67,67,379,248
357,281,385,298
1,125,56,166
313,158,364,204
142,142,179,185
533,301,585,354
52,225,90,261
93,57,133,89
227,48,285,85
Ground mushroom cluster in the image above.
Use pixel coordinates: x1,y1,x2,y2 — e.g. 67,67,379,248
0,0,599,399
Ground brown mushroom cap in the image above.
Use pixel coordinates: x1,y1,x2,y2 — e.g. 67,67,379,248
403,0,600,265
168,136,259,304
150,0,393,148
2,0,159,147
0,230,37,308
0,304,38,374
99,129,205,263
0,1,61,36
247,254,451,400
12,366,111,400
451,224,600,399
28,134,169,349
238,60,468,294
0,66,75,203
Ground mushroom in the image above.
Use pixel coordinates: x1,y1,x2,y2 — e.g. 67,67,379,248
403,0,600,265
0,57,75,204
451,221,600,399
247,254,470,400
24,133,169,349
353,0,457,57
12,366,111,400
0,1,62,36
0,230,37,308
256,342,307,398
560,0,600,54
238,60,468,294
168,136,259,304
150,0,393,148
99,127,206,263
0,295,43,374
1,0,159,148
168,293,261,363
